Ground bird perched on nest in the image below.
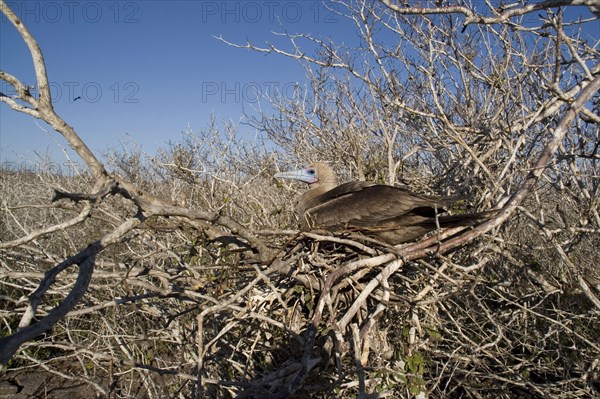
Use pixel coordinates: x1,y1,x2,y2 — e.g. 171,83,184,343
274,162,493,244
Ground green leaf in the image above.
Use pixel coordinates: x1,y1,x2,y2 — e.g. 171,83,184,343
408,383,422,394
425,328,442,341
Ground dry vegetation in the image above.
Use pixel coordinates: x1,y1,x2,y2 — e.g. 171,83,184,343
1,1,599,398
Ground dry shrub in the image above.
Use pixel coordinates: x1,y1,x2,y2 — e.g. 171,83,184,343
1,1,599,398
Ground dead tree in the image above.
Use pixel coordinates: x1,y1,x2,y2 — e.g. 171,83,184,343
1,1,599,398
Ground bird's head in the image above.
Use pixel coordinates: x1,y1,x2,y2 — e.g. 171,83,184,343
274,162,337,188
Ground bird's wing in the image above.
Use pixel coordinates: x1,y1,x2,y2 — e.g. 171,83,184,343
303,182,454,229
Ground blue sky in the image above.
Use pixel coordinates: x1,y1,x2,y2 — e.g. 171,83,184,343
1,1,353,169
1,1,598,171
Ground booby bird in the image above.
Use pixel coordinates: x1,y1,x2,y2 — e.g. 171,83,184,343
274,162,491,244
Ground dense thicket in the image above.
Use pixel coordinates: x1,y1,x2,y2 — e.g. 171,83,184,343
1,1,599,398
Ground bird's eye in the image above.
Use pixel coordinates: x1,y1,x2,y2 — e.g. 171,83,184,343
307,169,316,175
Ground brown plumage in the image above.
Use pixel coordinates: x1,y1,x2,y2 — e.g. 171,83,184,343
274,162,492,244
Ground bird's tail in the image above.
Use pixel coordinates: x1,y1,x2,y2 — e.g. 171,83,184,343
437,209,497,227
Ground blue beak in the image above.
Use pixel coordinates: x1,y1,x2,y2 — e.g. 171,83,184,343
274,168,318,184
